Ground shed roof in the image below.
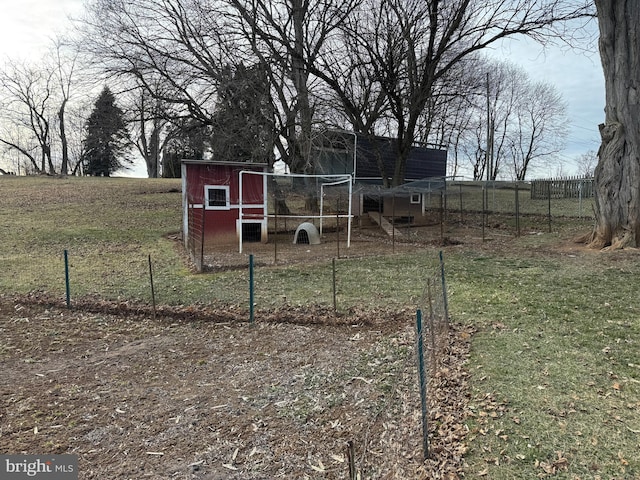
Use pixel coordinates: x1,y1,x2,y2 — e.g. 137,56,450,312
181,159,268,168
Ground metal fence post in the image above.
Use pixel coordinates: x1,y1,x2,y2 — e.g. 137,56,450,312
439,251,449,328
249,254,255,323
515,183,521,237
459,183,464,224
416,309,429,460
64,250,70,308
547,182,552,232
148,254,156,320
482,185,486,242
332,258,337,311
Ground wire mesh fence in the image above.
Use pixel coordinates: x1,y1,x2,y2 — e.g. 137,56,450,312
3,177,595,317
3,238,457,467
183,178,595,272
413,251,451,460
417,252,450,373
185,171,355,271
4,246,440,319
443,179,594,226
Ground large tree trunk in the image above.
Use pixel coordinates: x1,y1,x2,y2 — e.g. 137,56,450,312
146,122,160,178
590,1,640,249
59,99,69,176
291,0,317,211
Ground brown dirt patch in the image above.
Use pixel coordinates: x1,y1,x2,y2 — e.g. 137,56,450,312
0,297,471,479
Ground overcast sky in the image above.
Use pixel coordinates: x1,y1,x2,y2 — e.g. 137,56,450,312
491,30,605,177
0,1,604,178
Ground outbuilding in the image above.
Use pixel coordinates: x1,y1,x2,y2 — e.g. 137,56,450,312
311,131,447,219
181,160,268,249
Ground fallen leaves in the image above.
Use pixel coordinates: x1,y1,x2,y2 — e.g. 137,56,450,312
418,324,476,479
618,451,629,466
309,459,326,472
536,451,569,476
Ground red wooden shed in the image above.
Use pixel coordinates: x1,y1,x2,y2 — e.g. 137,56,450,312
181,160,268,248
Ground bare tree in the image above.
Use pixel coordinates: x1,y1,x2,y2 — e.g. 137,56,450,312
485,62,527,180
66,99,93,175
575,150,597,178
0,37,85,177
460,59,567,181
126,88,166,178
587,1,640,248
327,0,591,186
78,0,592,187
117,79,180,178
228,0,362,173
79,0,236,124
413,58,478,178
53,38,80,175
0,60,56,174
509,80,567,180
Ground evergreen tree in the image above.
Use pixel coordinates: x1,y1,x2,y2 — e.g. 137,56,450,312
209,63,275,164
82,87,130,176
162,119,208,178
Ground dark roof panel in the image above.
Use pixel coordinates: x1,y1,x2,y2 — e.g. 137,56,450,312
311,131,447,183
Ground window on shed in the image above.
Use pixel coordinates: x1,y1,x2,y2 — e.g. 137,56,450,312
205,186,230,209
410,193,421,204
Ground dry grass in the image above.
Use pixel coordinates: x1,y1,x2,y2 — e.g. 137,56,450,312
2,176,639,479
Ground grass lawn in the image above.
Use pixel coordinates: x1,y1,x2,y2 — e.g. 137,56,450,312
449,247,640,478
1,176,638,478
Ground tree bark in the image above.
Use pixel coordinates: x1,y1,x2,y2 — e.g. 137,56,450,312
59,99,69,175
591,0,640,248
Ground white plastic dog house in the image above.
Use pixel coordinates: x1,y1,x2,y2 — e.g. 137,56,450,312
293,222,321,245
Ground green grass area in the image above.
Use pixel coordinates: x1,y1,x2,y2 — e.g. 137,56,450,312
1,176,638,477
0,176,186,300
449,250,640,478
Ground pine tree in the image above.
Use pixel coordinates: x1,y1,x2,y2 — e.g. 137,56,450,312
83,87,130,176
209,63,275,164
162,119,208,178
